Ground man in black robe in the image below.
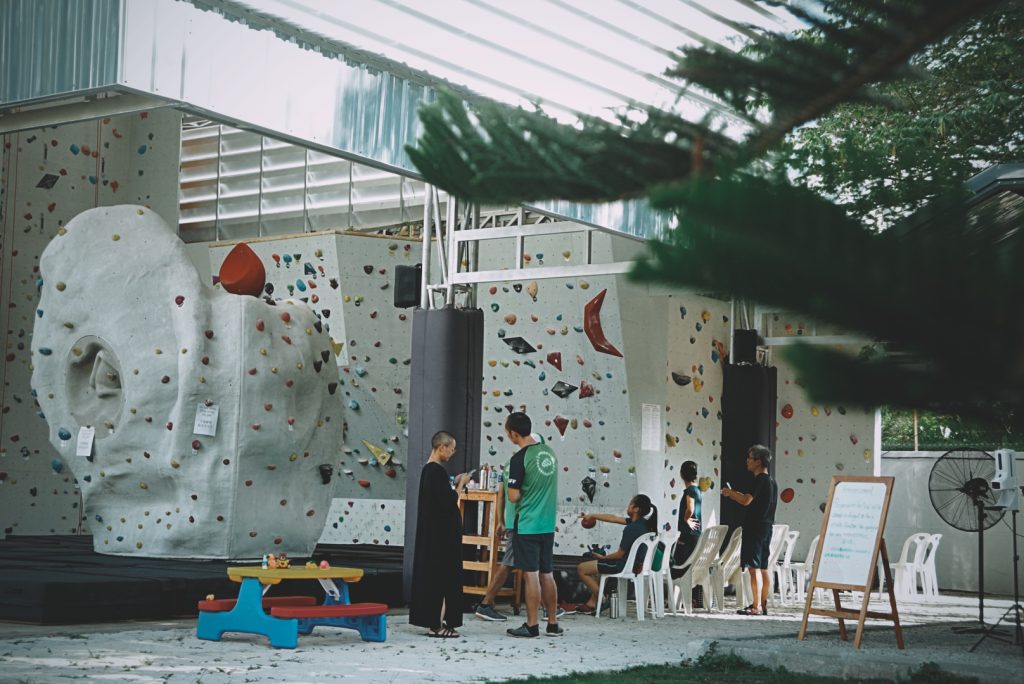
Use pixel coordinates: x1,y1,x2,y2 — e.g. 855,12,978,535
409,431,470,637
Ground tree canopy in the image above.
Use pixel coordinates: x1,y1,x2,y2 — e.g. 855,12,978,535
407,0,1023,430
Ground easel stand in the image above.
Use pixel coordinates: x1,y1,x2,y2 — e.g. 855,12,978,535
798,477,903,650
971,509,1024,654
458,490,521,614
799,538,904,649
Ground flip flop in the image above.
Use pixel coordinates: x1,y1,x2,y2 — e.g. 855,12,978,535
736,605,762,616
428,626,460,638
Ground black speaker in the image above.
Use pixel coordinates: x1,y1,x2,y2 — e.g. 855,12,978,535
393,263,421,308
733,329,758,364
720,363,777,532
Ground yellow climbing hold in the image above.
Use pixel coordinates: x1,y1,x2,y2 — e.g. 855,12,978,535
55,282,67,292
112,234,120,241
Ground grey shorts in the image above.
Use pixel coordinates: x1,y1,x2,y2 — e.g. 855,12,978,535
501,533,515,567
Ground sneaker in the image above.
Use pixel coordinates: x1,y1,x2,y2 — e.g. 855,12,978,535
545,623,564,637
507,622,540,638
542,606,566,619
558,602,578,615
475,603,508,621
574,603,596,616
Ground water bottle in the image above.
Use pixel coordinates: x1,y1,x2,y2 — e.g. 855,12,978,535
488,467,499,491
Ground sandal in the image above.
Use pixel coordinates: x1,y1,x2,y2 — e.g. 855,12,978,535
428,626,460,638
736,605,762,616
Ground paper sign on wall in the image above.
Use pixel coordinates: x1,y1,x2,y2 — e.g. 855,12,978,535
641,403,662,451
193,403,220,437
76,426,95,457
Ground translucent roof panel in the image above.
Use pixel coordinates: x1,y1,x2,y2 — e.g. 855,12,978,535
235,0,795,123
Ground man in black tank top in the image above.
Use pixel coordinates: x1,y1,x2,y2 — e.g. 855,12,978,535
722,445,777,615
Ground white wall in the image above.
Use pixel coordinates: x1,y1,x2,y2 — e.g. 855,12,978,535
883,451,1022,596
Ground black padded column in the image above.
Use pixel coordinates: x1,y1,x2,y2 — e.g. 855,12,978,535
720,363,777,533
402,307,483,602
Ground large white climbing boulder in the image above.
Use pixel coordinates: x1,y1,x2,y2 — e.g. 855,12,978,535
31,205,343,558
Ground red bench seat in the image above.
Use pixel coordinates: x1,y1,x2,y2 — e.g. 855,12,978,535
270,603,388,619
198,595,317,612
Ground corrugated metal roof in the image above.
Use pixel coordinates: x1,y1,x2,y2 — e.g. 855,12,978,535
233,0,794,124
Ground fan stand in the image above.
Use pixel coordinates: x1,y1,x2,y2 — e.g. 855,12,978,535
953,498,994,635
971,508,1024,655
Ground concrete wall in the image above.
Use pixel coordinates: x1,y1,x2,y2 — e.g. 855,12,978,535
883,451,1022,596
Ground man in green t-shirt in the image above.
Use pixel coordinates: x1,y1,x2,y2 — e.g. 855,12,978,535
503,412,562,638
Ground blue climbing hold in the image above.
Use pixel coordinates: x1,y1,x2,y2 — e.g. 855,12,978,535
58,428,71,441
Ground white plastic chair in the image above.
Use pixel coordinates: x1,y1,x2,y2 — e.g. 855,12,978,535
918,533,942,599
670,525,726,615
712,527,748,611
788,534,819,605
650,530,680,617
763,524,790,608
892,533,930,600
595,532,657,621
773,529,800,605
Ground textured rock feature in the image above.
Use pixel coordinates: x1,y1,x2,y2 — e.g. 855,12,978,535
31,206,342,558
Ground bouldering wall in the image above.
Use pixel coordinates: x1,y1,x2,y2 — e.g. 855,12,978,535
771,328,877,558
31,205,342,558
210,232,421,546
657,294,732,534
0,111,181,538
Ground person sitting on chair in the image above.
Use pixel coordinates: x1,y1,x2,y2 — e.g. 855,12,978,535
569,494,658,615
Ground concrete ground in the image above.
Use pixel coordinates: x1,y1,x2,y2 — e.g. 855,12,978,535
0,593,1021,683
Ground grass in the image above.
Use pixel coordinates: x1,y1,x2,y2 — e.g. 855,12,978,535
509,647,979,684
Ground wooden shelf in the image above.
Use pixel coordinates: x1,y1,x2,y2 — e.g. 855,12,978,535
458,489,521,614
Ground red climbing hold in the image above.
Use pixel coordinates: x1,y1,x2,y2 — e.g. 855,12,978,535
546,352,562,371
554,415,569,436
218,242,266,297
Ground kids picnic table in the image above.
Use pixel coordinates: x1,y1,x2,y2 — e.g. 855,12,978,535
196,565,388,648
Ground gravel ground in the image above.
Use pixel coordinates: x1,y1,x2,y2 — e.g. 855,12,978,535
0,593,1020,682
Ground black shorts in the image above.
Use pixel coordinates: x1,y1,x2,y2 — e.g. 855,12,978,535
741,525,772,569
513,532,554,573
597,559,624,575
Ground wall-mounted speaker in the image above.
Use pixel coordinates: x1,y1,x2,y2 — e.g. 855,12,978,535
393,264,421,309
733,329,759,365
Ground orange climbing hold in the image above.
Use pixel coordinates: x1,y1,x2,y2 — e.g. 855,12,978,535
218,242,266,297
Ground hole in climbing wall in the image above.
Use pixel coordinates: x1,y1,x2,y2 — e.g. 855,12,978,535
66,336,124,437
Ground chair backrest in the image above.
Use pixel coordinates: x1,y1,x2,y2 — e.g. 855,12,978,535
652,530,681,573
687,524,727,576
921,533,942,568
636,534,661,575
766,524,790,567
803,535,820,567
621,532,657,575
780,530,801,565
897,532,928,564
907,533,931,566
717,527,744,579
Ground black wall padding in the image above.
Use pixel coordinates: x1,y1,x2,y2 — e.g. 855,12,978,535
402,307,483,602
720,363,778,532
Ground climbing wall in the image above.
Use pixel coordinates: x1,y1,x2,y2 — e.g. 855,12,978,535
772,331,877,557
210,232,421,546
472,231,634,552
658,294,732,533
0,112,181,538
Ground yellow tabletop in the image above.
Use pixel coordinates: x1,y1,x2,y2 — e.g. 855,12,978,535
227,566,364,585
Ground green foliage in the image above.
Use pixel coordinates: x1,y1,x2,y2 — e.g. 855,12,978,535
882,407,1024,451
781,6,1024,230
408,0,1022,429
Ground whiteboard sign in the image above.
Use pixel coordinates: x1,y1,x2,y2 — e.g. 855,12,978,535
815,481,886,585
193,403,220,437
640,403,662,451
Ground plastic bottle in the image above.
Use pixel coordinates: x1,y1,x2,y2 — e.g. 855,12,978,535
488,467,499,492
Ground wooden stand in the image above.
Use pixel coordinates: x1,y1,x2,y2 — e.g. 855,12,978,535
458,490,521,613
797,476,904,649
